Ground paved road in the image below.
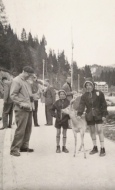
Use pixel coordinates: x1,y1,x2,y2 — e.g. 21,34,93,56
1,102,115,190
0,99,5,190
0,129,5,190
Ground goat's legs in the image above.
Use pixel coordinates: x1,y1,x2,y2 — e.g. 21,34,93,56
79,131,86,159
79,142,83,152
78,130,83,151
73,131,77,157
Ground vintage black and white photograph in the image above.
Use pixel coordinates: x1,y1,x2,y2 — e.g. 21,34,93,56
0,0,115,190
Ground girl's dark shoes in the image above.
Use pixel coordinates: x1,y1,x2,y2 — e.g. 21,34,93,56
62,146,69,153
56,146,61,153
100,147,106,157
89,146,98,155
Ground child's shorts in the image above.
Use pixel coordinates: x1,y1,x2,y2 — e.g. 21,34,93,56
87,117,103,126
55,122,69,129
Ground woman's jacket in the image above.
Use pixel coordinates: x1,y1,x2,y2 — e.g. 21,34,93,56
77,90,108,122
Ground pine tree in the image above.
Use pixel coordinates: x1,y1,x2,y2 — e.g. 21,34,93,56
0,22,10,70
6,25,16,70
40,35,47,59
47,50,53,73
28,32,34,47
52,51,58,74
73,61,78,81
0,0,8,30
38,35,47,74
79,69,85,88
72,61,79,90
100,71,104,81
21,28,27,42
84,65,92,78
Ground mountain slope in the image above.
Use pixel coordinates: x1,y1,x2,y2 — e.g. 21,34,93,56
89,64,115,77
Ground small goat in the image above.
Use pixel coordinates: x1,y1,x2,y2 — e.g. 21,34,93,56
62,101,87,158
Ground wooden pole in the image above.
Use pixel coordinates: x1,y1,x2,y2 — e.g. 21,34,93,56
43,59,45,89
78,74,80,92
71,27,74,88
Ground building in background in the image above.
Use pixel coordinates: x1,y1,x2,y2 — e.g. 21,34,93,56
95,82,108,93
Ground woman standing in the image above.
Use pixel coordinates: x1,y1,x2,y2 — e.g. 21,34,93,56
77,78,108,157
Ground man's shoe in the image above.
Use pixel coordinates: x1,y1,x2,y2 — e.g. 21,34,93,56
8,126,11,128
0,127,6,130
10,151,20,156
100,147,106,157
56,146,61,153
20,148,34,152
62,146,69,153
89,146,98,155
0,117,2,120
45,124,52,126
34,124,40,127
67,126,72,129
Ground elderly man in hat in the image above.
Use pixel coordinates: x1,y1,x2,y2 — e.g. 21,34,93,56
62,77,75,102
10,66,36,156
77,78,108,157
62,77,77,129
30,74,41,127
43,79,56,126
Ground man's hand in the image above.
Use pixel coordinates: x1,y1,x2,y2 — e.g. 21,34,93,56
77,116,81,120
33,93,40,100
20,102,30,109
70,98,75,104
42,88,47,93
72,91,77,95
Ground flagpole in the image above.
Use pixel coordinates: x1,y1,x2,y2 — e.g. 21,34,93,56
41,59,45,105
71,27,74,88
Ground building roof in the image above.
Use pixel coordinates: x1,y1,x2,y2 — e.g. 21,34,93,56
95,81,107,86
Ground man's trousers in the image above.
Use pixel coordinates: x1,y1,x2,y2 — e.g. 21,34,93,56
33,100,38,126
2,102,13,128
11,110,32,153
45,104,53,125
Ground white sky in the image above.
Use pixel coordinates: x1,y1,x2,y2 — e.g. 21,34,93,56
3,0,115,67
